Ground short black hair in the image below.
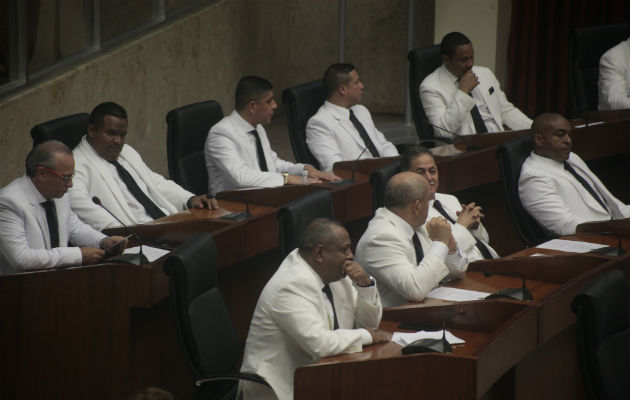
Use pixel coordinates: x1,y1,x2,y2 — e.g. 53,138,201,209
440,32,471,59
400,146,435,171
298,218,345,254
235,76,273,111
89,102,128,130
323,63,356,97
25,140,72,177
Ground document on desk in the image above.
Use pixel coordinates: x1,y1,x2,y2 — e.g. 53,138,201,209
426,286,490,302
122,246,170,262
536,239,607,253
392,330,465,346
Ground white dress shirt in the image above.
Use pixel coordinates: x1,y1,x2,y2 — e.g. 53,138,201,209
0,175,106,275
598,37,630,110
519,152,630,236
355,207,468,307
205,110,306,193
239,249,382,400
306,101,399,172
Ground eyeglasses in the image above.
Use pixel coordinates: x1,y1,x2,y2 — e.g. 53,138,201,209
39,166,74,184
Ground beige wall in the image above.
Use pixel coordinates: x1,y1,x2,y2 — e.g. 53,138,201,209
0,0,434,187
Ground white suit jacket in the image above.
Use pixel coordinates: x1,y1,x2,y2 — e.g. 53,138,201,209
305,101,399,172
420,65,532,138
0,175,105,275
429,193,499,260
598,37,630,110
355,207,468,307
70,136,194,231
519,152,630,236
239,249,382,400
205,111,305,193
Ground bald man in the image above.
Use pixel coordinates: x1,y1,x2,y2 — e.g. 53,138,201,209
355,172,468,307
519,113,630,236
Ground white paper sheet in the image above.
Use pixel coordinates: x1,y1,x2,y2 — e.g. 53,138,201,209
123,245,170,262
536,239,607,253
426,286,490,302
392,330,465,346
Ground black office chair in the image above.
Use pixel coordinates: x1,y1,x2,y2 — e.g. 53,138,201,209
496,135,551,246
571,269,629,400
163,233,270,400
369,160,401,212
568,23,630,117
408,45,443,140
30,113,90,149
277,189,334,257
166,100,223,195
281,80,326,169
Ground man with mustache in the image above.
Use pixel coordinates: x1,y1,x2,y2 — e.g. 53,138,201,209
420,31,531,138
519,113,630,236
70,102,217,230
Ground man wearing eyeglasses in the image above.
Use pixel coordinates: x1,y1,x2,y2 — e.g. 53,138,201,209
0,140,128,275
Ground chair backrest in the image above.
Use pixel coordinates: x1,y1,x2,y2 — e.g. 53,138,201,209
30,113,90,149
496,135,550,246
163,233,240,382
166,100,223,195
571,269,629,400
568,23,630,116
369,160,402,212
277,189,334,257
281,80,326,169
408,45,442,140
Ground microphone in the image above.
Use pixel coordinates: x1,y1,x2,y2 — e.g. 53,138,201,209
92,196,148,265
424,120,467,139
401,309,466,354
571,231,625,256
484,270,533,301
214,194,252,222
326,146,369,186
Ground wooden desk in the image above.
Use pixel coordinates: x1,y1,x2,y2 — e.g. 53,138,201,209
295,301,537,399
0,258,195,400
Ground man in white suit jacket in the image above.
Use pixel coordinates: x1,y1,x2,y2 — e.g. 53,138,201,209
598,37,630,110
205,76,338,193
306,63,399,172
0,141,126,275
401,146,499,261
70,102,217,231
420,32,531,138
355,172,468,307
519,113,630,236
239,218,390,400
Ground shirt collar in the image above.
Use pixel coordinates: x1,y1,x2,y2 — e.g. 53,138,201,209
379,207,415,239
231,109,257,133
530,151,566,171
323,100,352,120
25,175,47,204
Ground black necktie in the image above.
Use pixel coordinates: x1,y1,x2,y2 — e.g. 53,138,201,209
468,93,488,133
433,200,493,259
412,232,424,265
349,109,380,157
41,200,59,248
564,162,610,214
322,284,339,330
248,130,268,172
109,160,167,220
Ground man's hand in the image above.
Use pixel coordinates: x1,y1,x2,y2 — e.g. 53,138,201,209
287,174,321,185
456,202,483,230
426,217,452,245
80,246,105,265
458,70,479,94
367,328,392,344
343,260,372,287
305,165,341,182
188,194,219,210
102,236,128,256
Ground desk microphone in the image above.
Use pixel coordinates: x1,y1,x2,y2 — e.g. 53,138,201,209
402,309,466,354
326,146,369,186
214,194,252,222
484,270,533,301
424,120,484,151
570,231,625,256
91,196,148,265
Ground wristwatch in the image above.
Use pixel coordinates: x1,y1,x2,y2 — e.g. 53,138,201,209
281,173,289,185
